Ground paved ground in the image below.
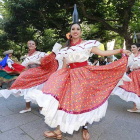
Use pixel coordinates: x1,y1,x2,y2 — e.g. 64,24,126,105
0,85,140,140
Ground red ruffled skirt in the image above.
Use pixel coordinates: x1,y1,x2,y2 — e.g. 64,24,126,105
10,53,58,90
42,56,127,114
0,63,25,83
119,70,140,97
2,63,25,74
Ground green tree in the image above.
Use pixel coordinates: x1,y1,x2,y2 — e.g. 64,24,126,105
0,0,140,56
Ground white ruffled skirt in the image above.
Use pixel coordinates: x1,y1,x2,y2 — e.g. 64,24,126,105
0,83,45,102
112,87,140,109
112,69,140,109
25,90,108,134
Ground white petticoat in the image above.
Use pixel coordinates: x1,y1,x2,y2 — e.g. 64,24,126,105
0,83,45,102
25,90,108,134
112,87,140,109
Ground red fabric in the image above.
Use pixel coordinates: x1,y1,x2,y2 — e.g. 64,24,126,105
69,61,88,69
10,53,58,89
2,63,25,74
71,38,82,46
28,49,36,56
42,56,127,114
119,70,140,97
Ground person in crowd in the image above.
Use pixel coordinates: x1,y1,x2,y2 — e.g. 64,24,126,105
112,43,140,113
99,56,106,65
106,56,112,65
0,50,25,89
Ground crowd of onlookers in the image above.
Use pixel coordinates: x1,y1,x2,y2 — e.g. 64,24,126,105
88,55,118,66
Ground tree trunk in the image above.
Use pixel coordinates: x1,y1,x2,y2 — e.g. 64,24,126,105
136,33,140,43
124,37,133,50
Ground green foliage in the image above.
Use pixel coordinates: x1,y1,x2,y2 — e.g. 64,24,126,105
114,36,124,49
0,0,139,58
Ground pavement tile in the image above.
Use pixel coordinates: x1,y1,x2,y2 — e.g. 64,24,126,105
63,130,83,140
117,110,140,125
0,96,24,107
19,118,53,140
0,105,15,116
0,97,7,106
98,119,140,140
6,102,27,113
7,101,44,118
108,95,133,112
86,108,119,136
108,118,140,133
20,118,80,140
0,112,41,132
0,127,32,140
29,104,44,118
64,129,99,140
98,132,132,140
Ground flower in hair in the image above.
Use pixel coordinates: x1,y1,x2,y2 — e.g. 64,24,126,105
66,32,71,39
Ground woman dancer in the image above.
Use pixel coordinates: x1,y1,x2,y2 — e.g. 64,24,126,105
0,40,62,113
0,50,25,88
26,5,131,140
113,43,140,112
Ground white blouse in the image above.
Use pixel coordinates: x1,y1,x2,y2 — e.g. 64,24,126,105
128,53,140,71
21,42,62,67
7,58,14,68
56,40,101,64
22,52,47,67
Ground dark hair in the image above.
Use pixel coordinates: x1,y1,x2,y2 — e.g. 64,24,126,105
131,43,140,48
64,23,82,48
27,40,36,46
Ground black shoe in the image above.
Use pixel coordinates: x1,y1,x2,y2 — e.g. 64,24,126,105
82,126,88,130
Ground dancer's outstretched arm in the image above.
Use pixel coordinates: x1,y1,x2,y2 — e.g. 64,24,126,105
91,47,131,56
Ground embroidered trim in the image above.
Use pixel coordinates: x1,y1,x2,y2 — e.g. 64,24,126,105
24,52,45,63
119,86,140,97
84,42,93,46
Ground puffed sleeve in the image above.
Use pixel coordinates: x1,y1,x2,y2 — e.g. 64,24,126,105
55,48,68,61
83,40,101,52
7,58,13,68
52,42,62,55
7,61,12,68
